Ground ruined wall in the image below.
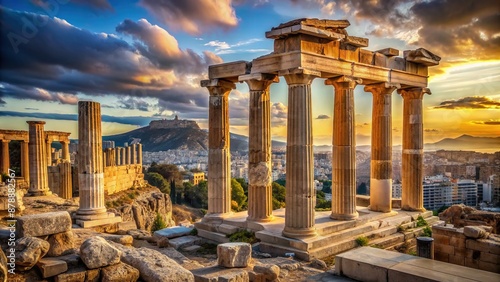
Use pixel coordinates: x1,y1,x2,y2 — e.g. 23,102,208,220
103,164,144,195
433,225,500,273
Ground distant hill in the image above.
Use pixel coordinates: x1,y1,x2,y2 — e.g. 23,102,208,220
355,135,499,153
103,118,286,152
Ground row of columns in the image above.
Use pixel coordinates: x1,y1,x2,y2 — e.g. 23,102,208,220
203,73,429,239
103,144,143,167
0,140,30,184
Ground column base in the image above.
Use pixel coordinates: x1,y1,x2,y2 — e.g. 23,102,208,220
75,212,122,228
401,206,426,212
26,190,52,197
202,212,233,223
282,226,317,239
74,209,112,220
247,215,274,223
75,207,108,217
330,211,359,221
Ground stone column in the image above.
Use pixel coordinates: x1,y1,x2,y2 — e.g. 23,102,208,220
131,144,137,165
126,146,131,165
240,73,278,222
75,101,107,217
61,141,70,161
27,121,51,196
201,79,235,218
1,140,9,174
58,161,72,199
116,148,122,166
46,139,52,166
21,141,30,184
103,150,107,167
121,147,126,165
137,144,143,166
365,83,398,212
399,87,430,211
327,76,361,220
283,71,318,239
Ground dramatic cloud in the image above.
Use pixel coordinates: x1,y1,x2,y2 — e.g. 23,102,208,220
471,119,500,125
271,102,288,125
118,98,153,112
316,114,331,119
204,38,265,55
139,0,239,35
0,111,155,126
433,96,500,110
0,8,222,118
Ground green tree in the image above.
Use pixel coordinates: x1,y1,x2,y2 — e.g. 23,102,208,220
321,180,332,194
148,163,182,182
151,213,167,232
234,178,248,196
145,172,170,194
170,179,177,204
316,190,331,210
272,182,286,209
231,178,247,211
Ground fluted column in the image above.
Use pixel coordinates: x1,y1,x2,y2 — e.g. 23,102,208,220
27,121,51,196
283,72,318,239
137,144,143,166
121,147,126,165
365,83,398,212
399,87,430,211
240,73,278,222
1,140,9,174
126,146,131,165
103,150,107,167
46,139,52,166
116,147,122,166
201,79,235,218
327,76,361,220
131,144,137,165
58,161,72,199
21,141,29,184
76,101,107,217
61,141,70,161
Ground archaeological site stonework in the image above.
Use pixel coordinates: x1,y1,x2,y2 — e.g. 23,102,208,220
198,18,441,249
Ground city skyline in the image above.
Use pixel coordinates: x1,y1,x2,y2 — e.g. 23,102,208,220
1,0,499,146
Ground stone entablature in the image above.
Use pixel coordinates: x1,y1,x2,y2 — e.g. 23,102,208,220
200,18,440,240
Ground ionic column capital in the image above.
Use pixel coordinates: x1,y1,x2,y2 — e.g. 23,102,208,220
325,76,362,89
201,79,236,96
239,73,279,91
364,82,400,95
398,87,431,99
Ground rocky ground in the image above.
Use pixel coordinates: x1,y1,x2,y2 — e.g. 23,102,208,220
0,191,355,282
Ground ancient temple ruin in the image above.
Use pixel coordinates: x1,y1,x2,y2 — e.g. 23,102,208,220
197,19,441,258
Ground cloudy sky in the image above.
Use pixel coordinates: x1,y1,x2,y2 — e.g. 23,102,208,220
0,0,499,145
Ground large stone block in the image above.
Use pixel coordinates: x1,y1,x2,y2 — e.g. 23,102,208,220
217,243,252,268
47,231,75,257
111,242,194,282
15,237,50,271
36,258,68,278
466,239,500,255
154,226,193,239
80,237,121,269
16,211,72,237
101,262,140,282
464,226,490,239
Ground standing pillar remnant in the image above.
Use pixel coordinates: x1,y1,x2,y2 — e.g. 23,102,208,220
21,141,30,184
327,76,361,220
1,140,10,174
61,141,70,161
103,150,107,167
137,144,142,166
126,146,131,165
58,161,72,199
365,83,399,213
240,73,278,222
75,101,121,227
201,79,235,219
131,144,137,165
116,148,122,166
399,87,430,211
46,139,52,167
282,70,318,239
26,121,51,196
